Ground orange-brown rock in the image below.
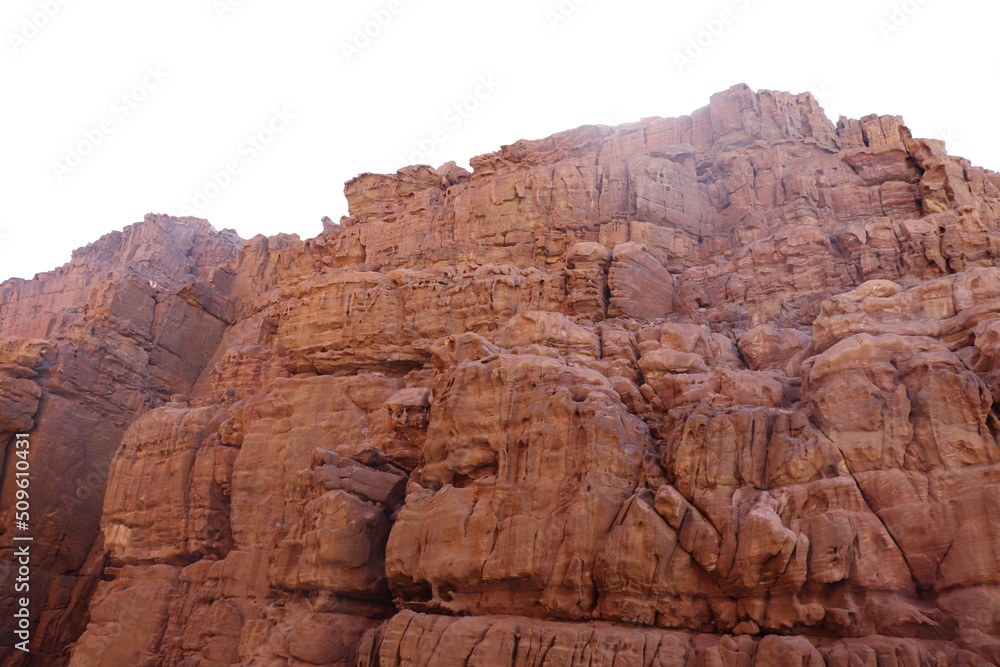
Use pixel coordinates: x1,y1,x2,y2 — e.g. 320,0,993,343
3,85,1000,666
0,215,241,665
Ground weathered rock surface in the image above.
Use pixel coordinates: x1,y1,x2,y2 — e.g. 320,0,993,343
2,85,1000,665
0,216,241,666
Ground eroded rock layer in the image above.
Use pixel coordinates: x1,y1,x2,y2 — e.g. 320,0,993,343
1,84,999,666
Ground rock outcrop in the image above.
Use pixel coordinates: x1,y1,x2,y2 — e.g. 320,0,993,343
0,216,241,666
2,84,999,666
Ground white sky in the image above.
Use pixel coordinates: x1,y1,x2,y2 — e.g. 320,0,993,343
2,0,997,282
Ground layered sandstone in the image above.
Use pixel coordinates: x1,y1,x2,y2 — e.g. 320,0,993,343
0,217,241,666
1,84,999,666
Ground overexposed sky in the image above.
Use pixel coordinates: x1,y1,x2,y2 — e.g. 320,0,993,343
2,0,998,282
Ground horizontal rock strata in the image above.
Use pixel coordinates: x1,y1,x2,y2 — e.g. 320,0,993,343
0,84,998,666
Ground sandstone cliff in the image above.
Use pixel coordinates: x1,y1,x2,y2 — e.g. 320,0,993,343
2,84,1000,666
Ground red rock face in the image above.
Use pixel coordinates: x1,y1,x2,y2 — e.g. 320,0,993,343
0,215,241,666
2,85,1000,665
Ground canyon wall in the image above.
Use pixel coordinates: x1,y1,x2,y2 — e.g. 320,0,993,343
1,84,999,665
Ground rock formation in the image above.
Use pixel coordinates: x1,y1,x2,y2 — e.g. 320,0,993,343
1,84,999,666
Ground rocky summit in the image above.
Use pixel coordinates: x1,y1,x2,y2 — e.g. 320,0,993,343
2,84,1000,666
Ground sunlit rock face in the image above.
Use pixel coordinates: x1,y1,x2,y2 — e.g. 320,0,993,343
2,85,1000,666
